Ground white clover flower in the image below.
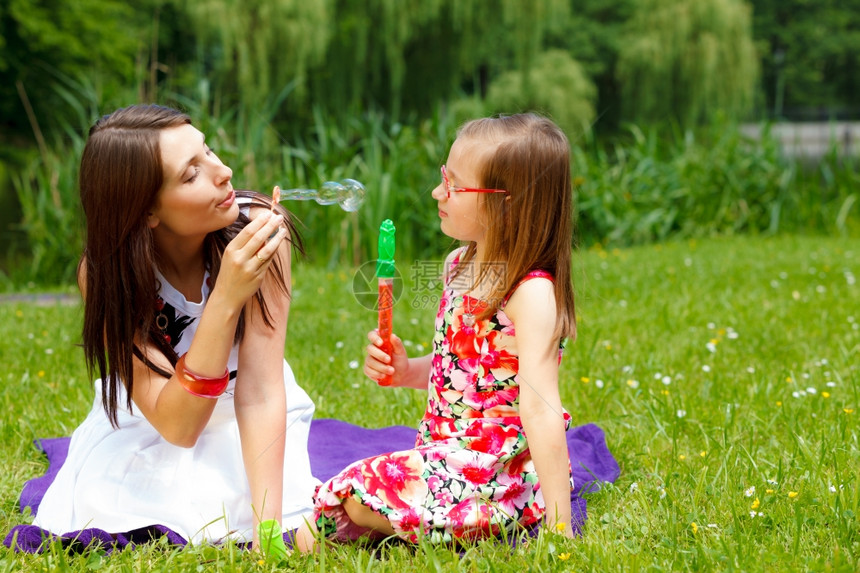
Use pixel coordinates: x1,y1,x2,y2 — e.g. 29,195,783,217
747,367,755,374
659,488,667,499
662,376,672,385
727,330,739,339
829,485,837,493
676,409,687,418
629,482,638,493
622,365,633,374
626,379,639,389
595,379,605,389
707,322,716,329
706,342,717,353
702,365,711,373
806,387,817,394
826,381,836,388
335,340,344,349
348,360,360,369
766,479,778,486
744,486,756,497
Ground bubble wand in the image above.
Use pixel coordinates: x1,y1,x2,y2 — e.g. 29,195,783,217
376,219,396,386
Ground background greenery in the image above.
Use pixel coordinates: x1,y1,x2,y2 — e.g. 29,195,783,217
1,235,857,570
1,0,858,287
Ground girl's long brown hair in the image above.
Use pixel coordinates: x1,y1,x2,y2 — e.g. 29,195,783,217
452,113,576,341
79,104,303,427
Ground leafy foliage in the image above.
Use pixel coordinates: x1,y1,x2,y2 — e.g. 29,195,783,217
616,0,759,126
750,0,860,118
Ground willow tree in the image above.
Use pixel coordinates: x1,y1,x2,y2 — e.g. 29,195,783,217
616,0,758,126
305,0,570,122
185,0,331,114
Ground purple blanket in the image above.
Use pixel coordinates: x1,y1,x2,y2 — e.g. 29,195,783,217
4,419,618,553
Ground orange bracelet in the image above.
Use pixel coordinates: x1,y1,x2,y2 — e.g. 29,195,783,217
175,354,229,398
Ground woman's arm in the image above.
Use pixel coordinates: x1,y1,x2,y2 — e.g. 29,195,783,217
505,279,574,537
126,211,288,447
234,207,293,532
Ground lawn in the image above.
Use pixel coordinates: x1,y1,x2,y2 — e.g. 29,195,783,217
0,234,857,571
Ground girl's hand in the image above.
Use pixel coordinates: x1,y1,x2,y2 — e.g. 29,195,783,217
216,211,287,308
364,330,409,386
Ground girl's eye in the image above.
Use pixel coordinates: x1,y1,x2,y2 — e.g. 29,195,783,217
186,167,200,183
205,145,214,156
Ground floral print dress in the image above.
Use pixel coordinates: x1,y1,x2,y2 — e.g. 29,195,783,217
312,257,572,544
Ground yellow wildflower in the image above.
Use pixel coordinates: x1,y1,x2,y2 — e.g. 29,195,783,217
766,489,774,494
555,522,566,533
788,491,799,499
679,455,686,461
776,401,782,407
822,392,830,398
558,553,571,561
751,498,760,510
580,377,590,383
700,451,707,457
690,522,698,534
844,408,855,414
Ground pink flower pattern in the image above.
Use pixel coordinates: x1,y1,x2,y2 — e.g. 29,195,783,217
311,251,572,544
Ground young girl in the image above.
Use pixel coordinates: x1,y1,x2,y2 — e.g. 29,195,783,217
296,113,577,549
32,105,318,552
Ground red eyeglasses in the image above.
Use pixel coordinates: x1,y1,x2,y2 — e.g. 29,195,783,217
440,165,508,199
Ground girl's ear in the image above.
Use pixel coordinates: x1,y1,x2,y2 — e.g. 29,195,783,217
146,212,160,229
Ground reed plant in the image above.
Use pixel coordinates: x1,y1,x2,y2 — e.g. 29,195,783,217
5,93,858,289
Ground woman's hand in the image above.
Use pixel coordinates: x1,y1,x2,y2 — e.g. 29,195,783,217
215,212,287,309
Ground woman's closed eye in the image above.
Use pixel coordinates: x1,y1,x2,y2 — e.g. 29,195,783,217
185,167,200,184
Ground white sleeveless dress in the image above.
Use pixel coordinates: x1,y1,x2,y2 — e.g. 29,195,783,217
32,269,318,544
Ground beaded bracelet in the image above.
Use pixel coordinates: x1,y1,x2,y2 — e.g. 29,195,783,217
175,354,229,398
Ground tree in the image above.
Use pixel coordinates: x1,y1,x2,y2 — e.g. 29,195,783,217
615,0,759,126
750,0,860,119
0,0,142,146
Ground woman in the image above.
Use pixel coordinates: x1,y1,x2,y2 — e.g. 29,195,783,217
33,104,317,552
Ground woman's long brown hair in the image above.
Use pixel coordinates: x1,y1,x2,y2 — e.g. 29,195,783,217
452,113,577,341
78,104,303,427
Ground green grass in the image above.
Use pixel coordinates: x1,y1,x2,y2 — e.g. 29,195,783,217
1,234,858,571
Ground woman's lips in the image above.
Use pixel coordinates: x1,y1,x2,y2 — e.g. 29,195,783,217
217,190,236,207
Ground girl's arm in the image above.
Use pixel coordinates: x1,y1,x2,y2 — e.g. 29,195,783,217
234,207,293,535
127,212,288,447
364,330,432,390
505,278,574,537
